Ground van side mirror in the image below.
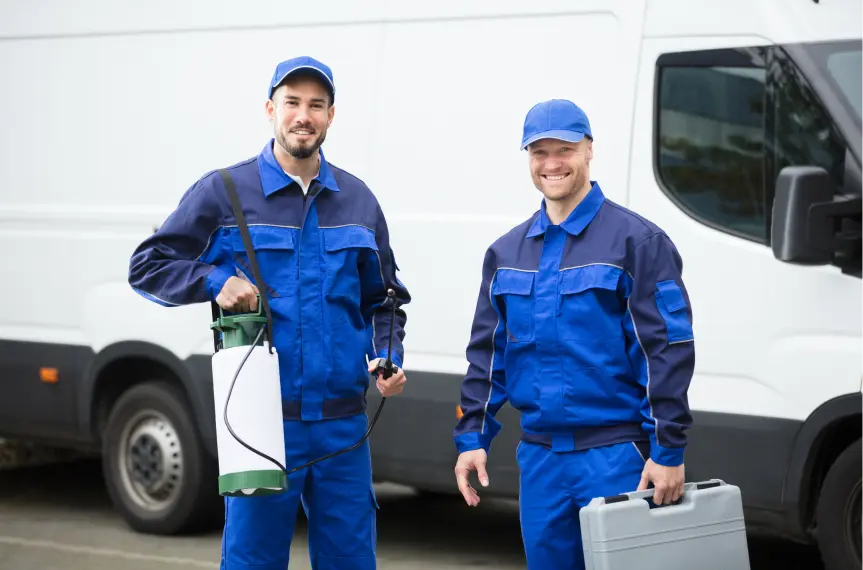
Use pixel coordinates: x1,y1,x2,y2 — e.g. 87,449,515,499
771,166,862,267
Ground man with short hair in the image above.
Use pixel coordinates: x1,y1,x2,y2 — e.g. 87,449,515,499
452,99,695,569
129,55,410,570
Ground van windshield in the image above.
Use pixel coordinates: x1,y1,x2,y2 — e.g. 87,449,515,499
801,40,863,156
823,44,862,122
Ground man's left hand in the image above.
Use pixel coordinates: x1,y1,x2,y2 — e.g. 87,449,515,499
637,459,685,505
368,359,407,397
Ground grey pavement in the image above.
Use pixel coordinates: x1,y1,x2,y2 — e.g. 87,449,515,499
0,460,824,569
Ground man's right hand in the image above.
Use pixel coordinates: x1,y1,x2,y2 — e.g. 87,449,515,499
216,277,259,313
454,449,489,507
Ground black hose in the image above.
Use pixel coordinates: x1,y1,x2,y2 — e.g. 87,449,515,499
222,325,388,478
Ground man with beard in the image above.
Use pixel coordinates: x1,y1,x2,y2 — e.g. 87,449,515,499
129,56,410,570
451,99,695,569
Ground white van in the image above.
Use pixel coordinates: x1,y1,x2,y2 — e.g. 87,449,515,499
0,1,860,568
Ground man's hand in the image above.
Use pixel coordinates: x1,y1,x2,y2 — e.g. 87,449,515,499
216,277,259,313
637,459,685,505
454,449,488,507
368,358,407,397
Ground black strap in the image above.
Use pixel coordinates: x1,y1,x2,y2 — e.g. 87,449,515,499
218,169,275,353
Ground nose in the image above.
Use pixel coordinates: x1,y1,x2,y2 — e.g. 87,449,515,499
544,156,564,172
293,104,312,124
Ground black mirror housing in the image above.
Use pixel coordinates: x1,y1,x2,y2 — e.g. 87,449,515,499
771,166,835,264
771,166,862,268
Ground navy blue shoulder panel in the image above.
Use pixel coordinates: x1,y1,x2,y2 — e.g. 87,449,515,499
191,156,268,224
489,212,544,271
317,164,381,231
560,198,666,274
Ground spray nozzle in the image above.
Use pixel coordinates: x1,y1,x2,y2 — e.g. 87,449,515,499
374,288,399,380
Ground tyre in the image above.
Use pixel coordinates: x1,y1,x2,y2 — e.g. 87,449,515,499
816,438,862,570
101,381,221,535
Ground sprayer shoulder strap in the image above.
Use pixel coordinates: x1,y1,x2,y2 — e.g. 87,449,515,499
217,169,275,349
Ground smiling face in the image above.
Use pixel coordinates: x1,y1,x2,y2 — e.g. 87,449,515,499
266,73,335,160
527,137,593,202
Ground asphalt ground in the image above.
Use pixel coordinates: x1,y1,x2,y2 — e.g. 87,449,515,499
0,459,825,569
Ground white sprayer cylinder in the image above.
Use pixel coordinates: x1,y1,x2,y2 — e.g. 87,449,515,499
211,342,287,496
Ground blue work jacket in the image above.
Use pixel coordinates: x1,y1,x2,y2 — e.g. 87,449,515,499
453,182,695,467
129,140,410,422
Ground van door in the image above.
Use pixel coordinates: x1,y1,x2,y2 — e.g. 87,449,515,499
627,35,862,514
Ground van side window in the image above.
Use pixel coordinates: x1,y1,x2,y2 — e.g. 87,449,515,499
655,46,850,245
655,48,769,242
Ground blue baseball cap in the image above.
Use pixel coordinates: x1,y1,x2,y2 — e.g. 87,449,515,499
520,99,592,150
268,56,335,102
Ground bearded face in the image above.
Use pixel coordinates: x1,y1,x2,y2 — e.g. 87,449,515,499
267,75,334,160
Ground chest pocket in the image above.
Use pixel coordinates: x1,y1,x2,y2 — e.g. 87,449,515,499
492,270,535,343
322,225,379,303
558,265,625,343
231,225,297,296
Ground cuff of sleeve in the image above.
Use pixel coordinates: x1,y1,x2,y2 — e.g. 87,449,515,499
454,432,491,455
376,350,403,369
205,266,234,301
649,434,685,466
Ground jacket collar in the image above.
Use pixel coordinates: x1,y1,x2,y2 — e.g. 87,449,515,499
526,181,605,238
257,139,341,197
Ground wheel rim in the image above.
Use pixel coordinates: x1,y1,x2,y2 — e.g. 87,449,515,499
846,479,862,562
117,409,184,513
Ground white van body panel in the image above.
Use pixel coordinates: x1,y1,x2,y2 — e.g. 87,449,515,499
0,0,859,548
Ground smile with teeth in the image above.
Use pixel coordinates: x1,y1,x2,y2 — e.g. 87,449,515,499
543,173,570,181
291,128,314,135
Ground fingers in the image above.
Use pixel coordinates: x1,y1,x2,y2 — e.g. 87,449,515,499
216,277,261,313
454,461,480,507
376,369,406,397
636,468,650,492
653,481,667,505
476,457,489,488
367,358,383,373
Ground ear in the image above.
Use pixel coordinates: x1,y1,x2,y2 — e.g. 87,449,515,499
586,139,594,162
327,104,335,127
265,98,276,123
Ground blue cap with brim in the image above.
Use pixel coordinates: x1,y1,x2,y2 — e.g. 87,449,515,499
520,99,592,150
268,56,335,102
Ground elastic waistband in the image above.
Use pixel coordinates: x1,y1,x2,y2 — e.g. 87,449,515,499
521,422,646,453
282,394,366,420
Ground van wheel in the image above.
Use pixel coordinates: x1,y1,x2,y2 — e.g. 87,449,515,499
102,382,220,535
816,439,862,570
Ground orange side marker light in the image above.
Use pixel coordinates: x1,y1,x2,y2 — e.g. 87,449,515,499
456,405,464,419
40,368,58,384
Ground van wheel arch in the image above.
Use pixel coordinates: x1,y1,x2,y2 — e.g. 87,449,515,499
81,341,217,457
782,393,862,540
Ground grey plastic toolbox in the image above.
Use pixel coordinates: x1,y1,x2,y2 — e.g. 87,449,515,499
579,479,750,570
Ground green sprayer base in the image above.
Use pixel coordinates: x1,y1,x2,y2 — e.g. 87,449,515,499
219,470,287,497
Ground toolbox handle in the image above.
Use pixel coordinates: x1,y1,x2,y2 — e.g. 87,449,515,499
602,479,725,508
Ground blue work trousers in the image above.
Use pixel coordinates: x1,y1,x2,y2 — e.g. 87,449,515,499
220,414,378,570
517,439,648,569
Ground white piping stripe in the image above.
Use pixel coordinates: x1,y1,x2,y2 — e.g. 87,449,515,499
632,442,646,462
559,262,634,280
481,269,506,435
626,298,659,445
194,224,301,261
133,288,180,307
669,338,694,345
371,250,389,357
319,223,375,233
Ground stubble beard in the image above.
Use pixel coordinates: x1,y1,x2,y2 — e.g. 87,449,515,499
276,127,328,160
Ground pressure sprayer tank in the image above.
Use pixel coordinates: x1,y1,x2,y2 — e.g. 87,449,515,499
210,303,287,496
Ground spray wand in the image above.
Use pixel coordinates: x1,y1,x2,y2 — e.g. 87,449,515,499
221,288,400,478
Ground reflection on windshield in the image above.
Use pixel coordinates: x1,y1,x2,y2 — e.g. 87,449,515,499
826,49,862,121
